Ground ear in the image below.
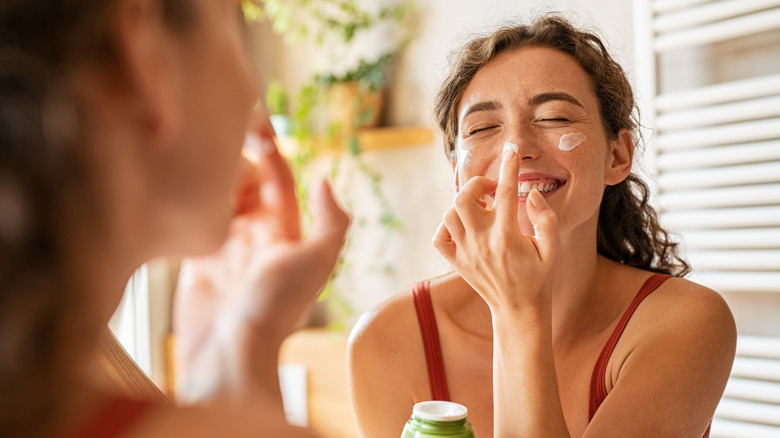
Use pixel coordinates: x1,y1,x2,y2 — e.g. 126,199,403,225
114,0,180,139
604,128,633,186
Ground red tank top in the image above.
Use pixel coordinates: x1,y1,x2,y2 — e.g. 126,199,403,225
412,274,711,437
66,396,156,438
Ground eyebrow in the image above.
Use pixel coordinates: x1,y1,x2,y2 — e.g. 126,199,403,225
459,91,585,123
528,92,584,108
459,100,503,121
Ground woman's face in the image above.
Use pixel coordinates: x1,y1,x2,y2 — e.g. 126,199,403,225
154,0,257,255
454,46,630,236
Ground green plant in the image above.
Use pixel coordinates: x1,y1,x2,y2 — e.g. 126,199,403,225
244,0,414,328
243,0,413,46
265,80,288,115
244,0,413,89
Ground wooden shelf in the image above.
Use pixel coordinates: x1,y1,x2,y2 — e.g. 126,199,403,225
276,126,434,156
280,328,358,438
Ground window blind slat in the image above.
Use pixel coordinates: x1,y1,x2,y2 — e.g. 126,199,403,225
710,418,780,438
723,378,780,404
653,0,711,15
657,118,780,151
737,335,780,359
658,161,780,191
730,357,780,382
660,183,780,209
654,7,780,52
657,140,780,172
654,0,780,34
656,74,780,112
714,399,780,427
680,229,780,250
656,95,780,131
688,250,780,271
687,271,780,293
662,206,780,229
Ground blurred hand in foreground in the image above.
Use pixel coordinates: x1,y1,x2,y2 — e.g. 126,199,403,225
173,117,350,406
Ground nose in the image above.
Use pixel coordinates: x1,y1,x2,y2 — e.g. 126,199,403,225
506,126,541,161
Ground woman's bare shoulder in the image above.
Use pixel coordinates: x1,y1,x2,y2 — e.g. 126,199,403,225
591,274,737,435
348,271,461,352
606,262,735,337
348,281,423,354
642,275,736,334
619,273,737,374
346,274,463,433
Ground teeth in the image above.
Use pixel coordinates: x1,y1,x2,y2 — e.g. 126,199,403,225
519,181,530,193
517,181,559,196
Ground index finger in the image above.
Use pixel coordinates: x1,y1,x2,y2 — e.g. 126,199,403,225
495,142,519,228
245,114,301,240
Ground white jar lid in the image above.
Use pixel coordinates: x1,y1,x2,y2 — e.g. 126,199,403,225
413,401,468,422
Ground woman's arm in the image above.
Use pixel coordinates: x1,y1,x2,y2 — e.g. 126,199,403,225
583,280,736,437
347,296,425,438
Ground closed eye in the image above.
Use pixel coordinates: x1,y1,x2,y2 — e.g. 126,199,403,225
468,126,496,135
540,118,570,122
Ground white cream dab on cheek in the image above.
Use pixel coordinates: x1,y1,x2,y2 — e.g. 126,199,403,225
558,132,586,151
457,146,471,169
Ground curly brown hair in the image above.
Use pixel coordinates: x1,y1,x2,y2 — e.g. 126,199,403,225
0,1,194,436
434,14,689,276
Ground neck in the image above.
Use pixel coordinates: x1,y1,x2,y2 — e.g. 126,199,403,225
548,220,625,345
63,206,141,326
68,141,149,326
453,217,609,340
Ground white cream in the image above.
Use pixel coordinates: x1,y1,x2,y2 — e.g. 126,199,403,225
457,145,471,168
558,132,586,151
504,142,519,155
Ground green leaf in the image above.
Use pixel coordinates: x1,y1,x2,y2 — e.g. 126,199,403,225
347,136,361,156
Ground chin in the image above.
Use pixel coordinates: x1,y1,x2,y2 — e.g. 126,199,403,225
198,219,232,255
173,215,233,258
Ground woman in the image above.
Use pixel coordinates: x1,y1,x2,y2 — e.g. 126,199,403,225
0,0,348,437
348,15,736,437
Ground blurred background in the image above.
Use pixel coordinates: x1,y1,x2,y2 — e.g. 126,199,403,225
110,1,780,436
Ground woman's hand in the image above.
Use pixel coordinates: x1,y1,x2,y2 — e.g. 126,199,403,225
173,117,350,406
432,145,560,314
434,145,570,436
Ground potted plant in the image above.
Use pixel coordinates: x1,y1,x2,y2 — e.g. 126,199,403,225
243,0,413,328
317,52,394,133
244,0,413,131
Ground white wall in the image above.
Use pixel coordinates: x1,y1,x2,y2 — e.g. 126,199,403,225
385,0,637,127
250,0,638,326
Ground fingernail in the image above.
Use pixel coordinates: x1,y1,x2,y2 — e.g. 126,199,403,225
503,142,518,158
528,189,541,207
245,132,276,158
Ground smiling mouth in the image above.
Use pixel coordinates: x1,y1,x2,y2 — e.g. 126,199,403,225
517,178,564,197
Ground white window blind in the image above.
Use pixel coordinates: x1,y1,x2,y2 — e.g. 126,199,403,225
109,264,152,376
634,2,780,436
634,0,780,295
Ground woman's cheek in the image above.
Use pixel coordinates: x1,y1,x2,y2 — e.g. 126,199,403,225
457,143,500,176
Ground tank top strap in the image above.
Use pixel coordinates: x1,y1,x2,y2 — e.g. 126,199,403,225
413,281,451,401
588,273,671,420
68,396,156,438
